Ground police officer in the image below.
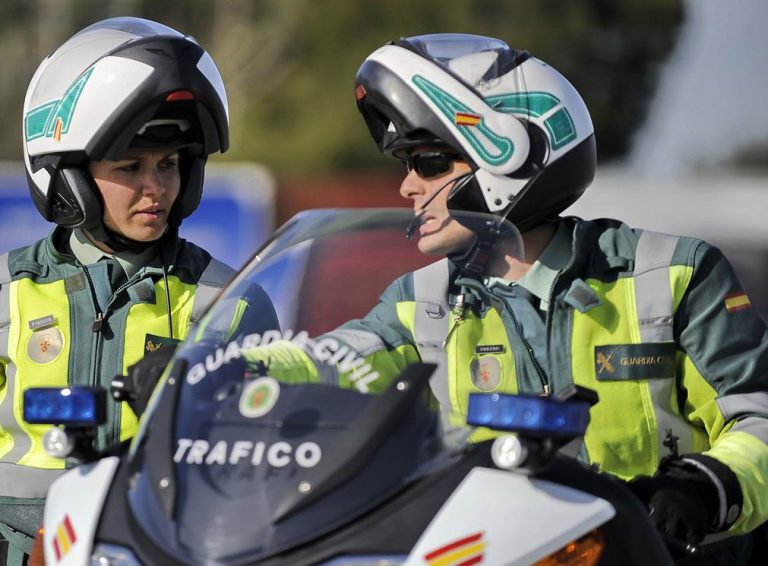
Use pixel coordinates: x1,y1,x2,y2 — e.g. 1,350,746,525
251,33,767,562
352,33,768,561
0,17,278,563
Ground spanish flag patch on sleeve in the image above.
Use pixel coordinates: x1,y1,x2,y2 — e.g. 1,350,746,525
725,292,751,312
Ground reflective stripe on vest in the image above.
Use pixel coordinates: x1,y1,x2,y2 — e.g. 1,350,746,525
0,256,69,497
0,464,64,499
634,230,692,456
412,259,452,408
0,252,10,361
0,254,25,464
0,255,13,458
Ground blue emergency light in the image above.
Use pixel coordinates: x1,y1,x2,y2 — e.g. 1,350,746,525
23,387,106,427
466,393,590,438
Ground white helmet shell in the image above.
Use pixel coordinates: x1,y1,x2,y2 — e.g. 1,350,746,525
356,34,596,225
22,17,229,230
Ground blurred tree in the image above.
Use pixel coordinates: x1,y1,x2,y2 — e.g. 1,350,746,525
0,0,684,174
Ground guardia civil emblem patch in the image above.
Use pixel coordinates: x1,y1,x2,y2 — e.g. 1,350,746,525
470,356,502,391
27,327,64,364
144,333,181,355
239,377,280,418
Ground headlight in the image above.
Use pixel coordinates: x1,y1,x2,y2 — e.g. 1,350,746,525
90,544,142,566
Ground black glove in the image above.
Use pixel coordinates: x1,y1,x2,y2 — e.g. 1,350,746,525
112,345,178,417
629,455,743,546
630,470,712,544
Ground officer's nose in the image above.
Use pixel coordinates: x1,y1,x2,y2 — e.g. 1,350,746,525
399,168,426,202
140,167,166,197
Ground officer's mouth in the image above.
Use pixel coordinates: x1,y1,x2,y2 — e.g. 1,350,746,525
418,213,441,235
135,206,166,220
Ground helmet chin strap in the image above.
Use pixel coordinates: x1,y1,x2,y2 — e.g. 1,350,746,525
405,172,475,240
86,220,167,255
84,194,184,254
445,172,504,280
404,169,516,280
446,229,497,280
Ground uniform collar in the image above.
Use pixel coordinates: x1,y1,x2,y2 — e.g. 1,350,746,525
69,228,158,279
486,220,573,311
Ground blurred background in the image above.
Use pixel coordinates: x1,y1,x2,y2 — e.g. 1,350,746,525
1,0,767,315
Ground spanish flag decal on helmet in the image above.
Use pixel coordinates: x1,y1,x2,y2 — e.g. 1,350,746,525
455,111,481,126
725,292,751,312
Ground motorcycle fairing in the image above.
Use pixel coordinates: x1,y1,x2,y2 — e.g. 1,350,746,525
403,466,616,565
127,364,443,563
43,456,120,566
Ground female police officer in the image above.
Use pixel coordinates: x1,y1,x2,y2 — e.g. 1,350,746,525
0,17,277,563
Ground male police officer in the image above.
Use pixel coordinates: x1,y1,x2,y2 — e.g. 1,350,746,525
247,34,768,562
351,34,768,560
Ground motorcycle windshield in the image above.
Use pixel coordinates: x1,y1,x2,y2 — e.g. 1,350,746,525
128,208,524,564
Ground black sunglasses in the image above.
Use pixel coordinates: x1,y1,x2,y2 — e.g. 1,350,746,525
405,151,462,179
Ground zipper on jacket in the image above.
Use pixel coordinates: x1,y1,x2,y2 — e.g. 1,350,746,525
81,266,105,333
102,274,144,447
498,294,550,396
442,293,466,348
81,264,128,448
81,263,152,447
542,234,578,396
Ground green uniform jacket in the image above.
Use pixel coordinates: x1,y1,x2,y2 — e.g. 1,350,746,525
262,217,768,535
0,227,273,538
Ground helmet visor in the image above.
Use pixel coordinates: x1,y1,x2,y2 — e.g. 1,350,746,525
398,33,526,89
74,16,187,42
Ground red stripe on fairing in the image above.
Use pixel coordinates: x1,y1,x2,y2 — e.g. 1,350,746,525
52,537,62,561
63,514,77,543
457,555,484,566
424,532,484,560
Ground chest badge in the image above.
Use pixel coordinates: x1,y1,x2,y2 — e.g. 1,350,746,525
470,355,502,391
27,326,64,364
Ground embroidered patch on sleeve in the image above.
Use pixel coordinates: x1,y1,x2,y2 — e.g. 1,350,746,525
725,292,751,312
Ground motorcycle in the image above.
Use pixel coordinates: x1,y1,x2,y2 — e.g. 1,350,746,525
23,209,679,565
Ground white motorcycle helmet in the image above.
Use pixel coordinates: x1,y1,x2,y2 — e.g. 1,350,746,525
355,33,596,231
22,16,229,250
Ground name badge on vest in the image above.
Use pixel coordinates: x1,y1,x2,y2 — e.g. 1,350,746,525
144,333,181,355
27,315,64,364
594,343,676,381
